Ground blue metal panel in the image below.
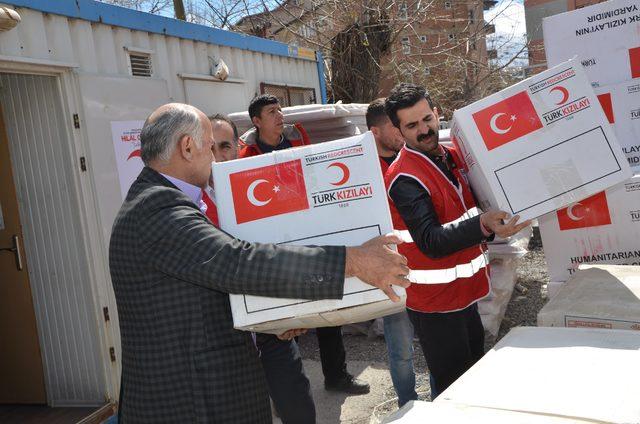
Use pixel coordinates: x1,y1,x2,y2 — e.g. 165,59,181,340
316,51,328,104
5,0,309,61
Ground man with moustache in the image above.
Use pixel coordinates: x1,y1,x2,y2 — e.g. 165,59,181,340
366,99,418,407
384,84,531,399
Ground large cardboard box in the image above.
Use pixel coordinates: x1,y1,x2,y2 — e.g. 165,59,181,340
436,327,640,424
543,0,640,88
594,80,640,168
212,133,404,333
381,401,598,424
451,57,631,221
537,264,640,331
538,175,640,282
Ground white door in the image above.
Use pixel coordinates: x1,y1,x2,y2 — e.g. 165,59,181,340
0,72,105,406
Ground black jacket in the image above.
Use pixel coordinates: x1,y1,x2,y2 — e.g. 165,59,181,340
388,147,492,259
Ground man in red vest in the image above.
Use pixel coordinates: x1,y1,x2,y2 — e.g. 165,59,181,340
384,83,531,399
238,95,311,158
366,99,419,407
366,98,405,174
238,95,370,395
201,114,238,225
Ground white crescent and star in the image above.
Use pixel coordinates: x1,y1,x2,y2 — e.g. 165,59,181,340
489,113,516,135
566,202,584,221
246,179,280,207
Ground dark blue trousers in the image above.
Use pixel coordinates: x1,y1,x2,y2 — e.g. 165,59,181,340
256,333,315,424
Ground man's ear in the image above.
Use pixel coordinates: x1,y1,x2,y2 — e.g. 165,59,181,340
433,106,439,121
370,126,380,138
178,134,194,161
251,115,260,130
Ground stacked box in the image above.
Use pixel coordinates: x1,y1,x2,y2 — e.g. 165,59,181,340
538,175,640,282
543,0,640,88
538,264,640,331
541,0,640,287
594,80,640,168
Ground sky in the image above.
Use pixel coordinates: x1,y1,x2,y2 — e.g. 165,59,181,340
484,0,528,68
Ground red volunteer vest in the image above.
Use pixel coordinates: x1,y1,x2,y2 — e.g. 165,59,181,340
239,123,311,158
202,189,219,227
379,156,391,175
385,145,490,313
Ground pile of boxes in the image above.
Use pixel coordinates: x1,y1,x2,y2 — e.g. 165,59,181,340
449,52,632,334
229,102,368,144
538,0,640,295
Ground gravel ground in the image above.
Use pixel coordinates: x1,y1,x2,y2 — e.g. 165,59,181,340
297,227,551,417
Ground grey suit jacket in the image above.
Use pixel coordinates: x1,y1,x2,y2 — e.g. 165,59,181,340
109,167,345,423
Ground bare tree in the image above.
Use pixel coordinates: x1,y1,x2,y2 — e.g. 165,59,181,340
231,0,531,114
100,0,173,14
185,0,266,29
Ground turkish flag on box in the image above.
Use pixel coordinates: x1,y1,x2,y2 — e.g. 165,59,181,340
596,93,615,124
556,191,612,231
630,47,640,79
230,159,309,224
472,91,543,151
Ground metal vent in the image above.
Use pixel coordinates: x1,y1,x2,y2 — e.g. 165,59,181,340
129,52,152,77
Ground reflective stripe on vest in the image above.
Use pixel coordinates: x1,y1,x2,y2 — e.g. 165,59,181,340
395,206,481,243
407,250,488,285
443,206,480,227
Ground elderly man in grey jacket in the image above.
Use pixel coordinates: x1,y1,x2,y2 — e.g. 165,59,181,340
109,103,410,424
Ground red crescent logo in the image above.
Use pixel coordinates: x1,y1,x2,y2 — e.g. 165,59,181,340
127,149,141,160
328,162,350,186
550,86,569,105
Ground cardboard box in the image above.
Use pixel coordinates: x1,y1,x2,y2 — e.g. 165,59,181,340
381,401,597,424
538,175,640,282
543,0,640,88
594,80,640,168
538,264,640,331
451,57,631,221
229,103,368,144
212,133,405,333
436,327,640,424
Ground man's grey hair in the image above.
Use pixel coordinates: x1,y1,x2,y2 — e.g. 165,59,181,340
140,104,204,165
